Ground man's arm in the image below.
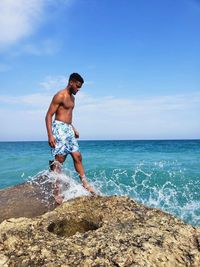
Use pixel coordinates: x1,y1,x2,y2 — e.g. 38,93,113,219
45,94,62,147
71,125,79,138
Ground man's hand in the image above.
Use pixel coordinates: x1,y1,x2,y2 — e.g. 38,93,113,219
48,136,56,148
74,129,79,139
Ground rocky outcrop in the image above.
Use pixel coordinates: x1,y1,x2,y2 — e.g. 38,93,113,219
0,196,200,267
0,175,58,223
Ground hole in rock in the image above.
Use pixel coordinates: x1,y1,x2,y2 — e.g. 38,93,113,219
47,218,100,237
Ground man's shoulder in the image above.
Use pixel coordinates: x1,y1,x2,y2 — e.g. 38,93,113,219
54,89,68,99
51,90,64,104
53,89,72,104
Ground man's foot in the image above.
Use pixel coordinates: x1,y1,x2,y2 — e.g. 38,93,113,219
81,177,96,195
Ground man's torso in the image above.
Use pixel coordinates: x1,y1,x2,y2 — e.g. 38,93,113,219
55,89,74,124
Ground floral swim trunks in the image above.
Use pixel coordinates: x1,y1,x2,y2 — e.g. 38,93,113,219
51,120,79,157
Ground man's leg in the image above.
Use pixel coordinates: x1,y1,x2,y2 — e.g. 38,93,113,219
71,151,95,194
51,155,66,204
49,155,65,173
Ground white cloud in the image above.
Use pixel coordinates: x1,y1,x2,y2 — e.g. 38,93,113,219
0,108,46,141
40,75,67,91
0,0,73,49
0,91,199,141
22,39,61,55
0,0,45,47
0,93,51,108
74,92,200,139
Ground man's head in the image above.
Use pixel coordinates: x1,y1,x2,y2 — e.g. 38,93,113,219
68,73,84,95
69,73,84,84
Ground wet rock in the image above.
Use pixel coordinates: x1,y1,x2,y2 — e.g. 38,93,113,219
0,175,58,223
0,196,200,266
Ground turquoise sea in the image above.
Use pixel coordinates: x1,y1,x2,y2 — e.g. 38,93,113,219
0,140,199,227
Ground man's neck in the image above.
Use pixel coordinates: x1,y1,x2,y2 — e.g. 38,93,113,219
65,85,72,95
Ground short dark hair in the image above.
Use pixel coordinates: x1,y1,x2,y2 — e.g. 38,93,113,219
69,73,84,84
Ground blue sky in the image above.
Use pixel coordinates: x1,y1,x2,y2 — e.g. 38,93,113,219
0,0,199,140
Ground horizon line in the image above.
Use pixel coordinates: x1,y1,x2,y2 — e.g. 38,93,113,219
0,138,199,142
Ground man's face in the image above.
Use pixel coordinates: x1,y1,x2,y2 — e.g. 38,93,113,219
70,80,82,95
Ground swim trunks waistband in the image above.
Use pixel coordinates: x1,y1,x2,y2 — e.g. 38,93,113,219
54,120,71,125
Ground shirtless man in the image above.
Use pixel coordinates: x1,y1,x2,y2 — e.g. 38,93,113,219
45,73,95,203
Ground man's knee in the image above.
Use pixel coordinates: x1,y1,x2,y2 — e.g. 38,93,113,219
49,159,63,172
49,155,66,172
72,152,82,163
55,154,66,164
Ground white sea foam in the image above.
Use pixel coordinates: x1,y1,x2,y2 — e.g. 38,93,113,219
89,164,200,227
29,162,200,227
29,168,100,202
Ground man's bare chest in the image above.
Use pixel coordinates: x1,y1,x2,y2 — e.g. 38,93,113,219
62,97,74,110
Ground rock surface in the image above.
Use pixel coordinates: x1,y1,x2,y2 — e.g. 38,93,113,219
0,175,58,223
0,196,200,267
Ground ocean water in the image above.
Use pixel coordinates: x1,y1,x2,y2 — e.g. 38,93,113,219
0,140,199,227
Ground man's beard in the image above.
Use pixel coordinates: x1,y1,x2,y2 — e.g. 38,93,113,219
70,86,76,95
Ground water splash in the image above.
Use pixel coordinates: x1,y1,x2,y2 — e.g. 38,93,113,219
90,161,200,227
28,168,99,203
28,161,200,227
